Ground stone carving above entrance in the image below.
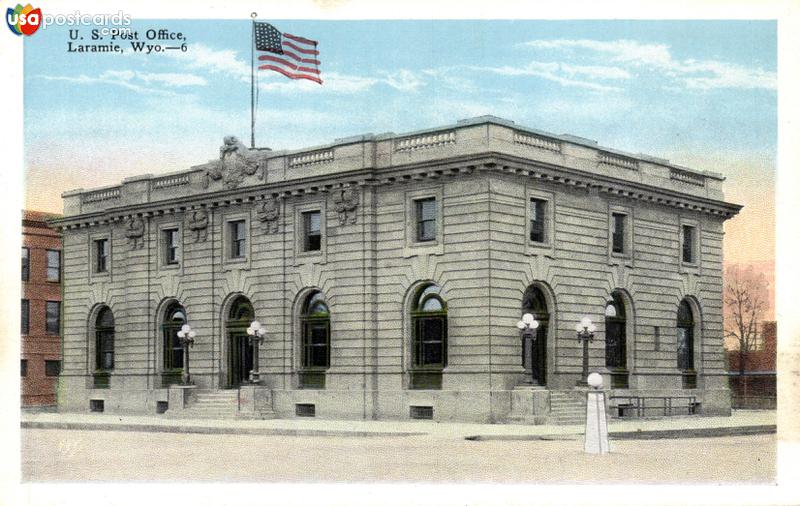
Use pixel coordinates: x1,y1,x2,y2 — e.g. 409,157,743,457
256,197,280,233
187,209,209,242
204,136,261,190
332,185,360,225
125,216,145,250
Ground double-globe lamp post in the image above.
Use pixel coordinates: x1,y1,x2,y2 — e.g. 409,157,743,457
516,313,539,385
176,324,196,386
246,320,266,384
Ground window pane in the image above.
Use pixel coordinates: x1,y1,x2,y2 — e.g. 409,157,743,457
421,297,443,311
307,212,321,234
229,221,246,258
46,250,61,281
21,359,27,377
612,214,625,253
46,301,60,334
45,360,60,377
21,247,29,281
420,318,444,366
682,226,694,263
419,199,436,220
530,199,546,243
310,325,328,345
96,239,108,272
21,299,29,334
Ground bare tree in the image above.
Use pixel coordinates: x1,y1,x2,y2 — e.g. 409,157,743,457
723,264,769,376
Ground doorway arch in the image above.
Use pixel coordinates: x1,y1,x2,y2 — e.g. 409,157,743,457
225,295,255,388
521,284,550,386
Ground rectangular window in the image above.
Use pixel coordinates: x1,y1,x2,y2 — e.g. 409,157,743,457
95,239,109,273
416,198,437,242
46,301,60,335
46,249,61,282
612,213,626,254
21,299,29,335
229,220,246,259
21,247,29,282
21,359,27,377
303,211,322,252
45,360,61,377
302,320,330,368
163,228,180,265
530,198,546,243
682,225,696,263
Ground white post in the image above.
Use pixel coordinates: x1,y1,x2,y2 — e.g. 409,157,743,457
584,372,610,454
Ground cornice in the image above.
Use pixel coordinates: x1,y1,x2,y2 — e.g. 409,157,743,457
50,153,741,231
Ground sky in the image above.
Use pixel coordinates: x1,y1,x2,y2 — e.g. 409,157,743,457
22,19,776,266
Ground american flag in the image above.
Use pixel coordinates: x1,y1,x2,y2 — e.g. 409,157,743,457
254,22,322,85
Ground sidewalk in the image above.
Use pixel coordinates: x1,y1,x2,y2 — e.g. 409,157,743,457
20,409,775,440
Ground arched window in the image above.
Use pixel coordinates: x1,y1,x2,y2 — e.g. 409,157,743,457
226,296,254,388
95,306,115,371
299,291,330,389
161,302,186,386
410,283,447,389
605,291,629,388
677,299,696,388
521,285,549,386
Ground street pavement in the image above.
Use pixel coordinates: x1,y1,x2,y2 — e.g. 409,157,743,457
19,409,775,440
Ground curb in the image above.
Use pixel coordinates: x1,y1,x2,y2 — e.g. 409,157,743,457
21,420,425,438
464,424,776,441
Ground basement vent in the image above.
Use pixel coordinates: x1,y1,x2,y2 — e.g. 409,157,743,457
156,401,169,414
410,405,434,420
89,399,104,413
296,403,316,417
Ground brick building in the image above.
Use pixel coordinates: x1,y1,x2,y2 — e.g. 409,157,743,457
52,116,741,423
728,321,776,409
21,210,63,408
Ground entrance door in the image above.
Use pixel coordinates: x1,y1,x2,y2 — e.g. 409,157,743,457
226,296,255,388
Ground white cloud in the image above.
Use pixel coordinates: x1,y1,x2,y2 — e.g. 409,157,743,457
521,38,776,91
39,69,207,96
165,43,250,83
39,73,178,96
469,62,624,92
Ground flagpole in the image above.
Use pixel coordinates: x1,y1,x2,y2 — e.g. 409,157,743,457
250,12,257,149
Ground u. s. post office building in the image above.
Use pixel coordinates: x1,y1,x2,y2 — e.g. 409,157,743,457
52,116,741,424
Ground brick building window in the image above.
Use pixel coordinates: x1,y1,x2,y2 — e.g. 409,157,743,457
229,220,246,259
415,198,437,242
21,359,27,377
21,247,29,281
46,301,60,334
95,238,109,273
303,211,322,252
45,360,61,377
47,249,61,282
21,299,29,335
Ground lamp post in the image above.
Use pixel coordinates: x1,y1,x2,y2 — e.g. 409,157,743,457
176,324,196,386
575,317,597,387
246,320,266,384
516,313,540,385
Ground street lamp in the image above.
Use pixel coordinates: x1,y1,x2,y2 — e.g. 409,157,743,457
516,313,540,385
575,317,597,386
176,324,196,386
246,320,266,384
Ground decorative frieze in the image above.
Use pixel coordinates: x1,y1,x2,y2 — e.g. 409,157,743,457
152,173,190,190
599,152,638,170
670,168,705,187
332,186,360,225
394,131,456,152
204,136,260,190
289,150,334,168
513,131,561,152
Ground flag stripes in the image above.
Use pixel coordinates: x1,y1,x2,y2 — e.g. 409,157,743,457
254,22,322,84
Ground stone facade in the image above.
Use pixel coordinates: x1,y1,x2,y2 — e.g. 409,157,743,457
22,210,62,408
53,116,741,423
